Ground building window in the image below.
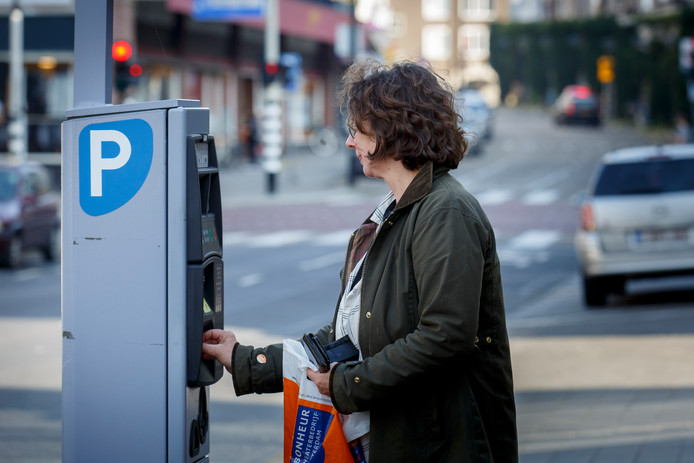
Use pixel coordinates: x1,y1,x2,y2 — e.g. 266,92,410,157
458,0,497,21
422,25,452,61
458,25,490,61
422,0,451,22
390,11,407,38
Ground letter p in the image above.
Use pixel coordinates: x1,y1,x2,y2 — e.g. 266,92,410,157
90,130,132,197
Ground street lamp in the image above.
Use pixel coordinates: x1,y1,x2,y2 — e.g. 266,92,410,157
8,4,27,161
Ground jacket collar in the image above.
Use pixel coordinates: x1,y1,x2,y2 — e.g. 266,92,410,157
393,161,449,212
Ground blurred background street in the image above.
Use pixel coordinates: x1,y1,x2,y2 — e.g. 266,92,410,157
2,0,694,461
2,106,694,462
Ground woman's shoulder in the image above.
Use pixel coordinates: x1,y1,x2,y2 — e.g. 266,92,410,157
421,172,490,224
429,172,479,205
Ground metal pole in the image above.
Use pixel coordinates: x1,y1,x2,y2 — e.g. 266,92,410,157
8,5,27,160
263,0,282,193
350,0,357,62
73,0,114,108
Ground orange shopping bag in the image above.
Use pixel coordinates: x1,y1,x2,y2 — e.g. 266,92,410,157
283,339,354,463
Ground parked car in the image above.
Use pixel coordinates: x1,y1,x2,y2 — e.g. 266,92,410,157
574,145,694,306
0,160,60,267
457,89,493,139
552,85,600,126
456,89,493,155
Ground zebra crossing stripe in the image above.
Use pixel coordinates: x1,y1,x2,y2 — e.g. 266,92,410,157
508,230,561,250
522,190,560,205
475,189,514,205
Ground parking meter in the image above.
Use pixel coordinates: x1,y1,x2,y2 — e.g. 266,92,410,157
62,100,224,462
185,134,224,387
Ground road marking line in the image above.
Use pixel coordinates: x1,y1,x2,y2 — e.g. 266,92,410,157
225,230,352,248
246,230,313,247
14,268,41,282
522,189,560,206
475,189,514,205
508,230,561,250
223,232,250,246
298,251,345,271
238,273,263,288
311,229,353,246
526,168,572,190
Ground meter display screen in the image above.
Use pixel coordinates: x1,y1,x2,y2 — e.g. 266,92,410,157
201,215,221,258
202,223,217,246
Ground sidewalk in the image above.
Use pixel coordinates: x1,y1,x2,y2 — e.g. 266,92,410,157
219,146,388,208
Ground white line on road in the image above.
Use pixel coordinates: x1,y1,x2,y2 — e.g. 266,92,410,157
311,229,353,246
508,230,561,250
475,189,514,205
223,232,251,246
13,268,41,282
246,230,313,248
238,273,263,288
522,189,560,206
298,251,346,271
525,167,573,190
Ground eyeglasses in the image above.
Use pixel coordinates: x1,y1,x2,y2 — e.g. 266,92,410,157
347,125,356,139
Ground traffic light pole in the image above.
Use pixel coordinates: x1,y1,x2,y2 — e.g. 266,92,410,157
8,5,27,160
263,0,282,193
678,37,694,142
73,0,113,108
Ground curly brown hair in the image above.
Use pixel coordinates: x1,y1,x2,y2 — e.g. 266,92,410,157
338,59,467,171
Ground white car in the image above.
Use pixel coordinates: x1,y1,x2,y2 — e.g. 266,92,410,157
456,89,493,155
574,144,694,306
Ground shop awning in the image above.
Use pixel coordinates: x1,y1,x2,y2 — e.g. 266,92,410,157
166,0,352,45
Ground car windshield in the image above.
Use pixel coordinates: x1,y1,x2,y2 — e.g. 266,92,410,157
594,158,694,196
573,96,597,107
0,170,19,200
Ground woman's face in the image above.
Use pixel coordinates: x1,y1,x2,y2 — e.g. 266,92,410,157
346,125,382,179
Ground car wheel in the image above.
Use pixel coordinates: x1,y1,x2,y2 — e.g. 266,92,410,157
43,226,61,262
583,275,608,307
0,234,22,268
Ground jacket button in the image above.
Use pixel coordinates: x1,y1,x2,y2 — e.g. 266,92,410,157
329,329,334,334
354,377,360,384
474,336,479,343
365,312,371,319
486,337,492,343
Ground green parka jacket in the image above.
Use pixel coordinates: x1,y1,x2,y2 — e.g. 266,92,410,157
232,161,518,462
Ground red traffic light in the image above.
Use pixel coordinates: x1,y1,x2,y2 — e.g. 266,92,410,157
129,63,143,77
112,40,133,62
265,62,279,75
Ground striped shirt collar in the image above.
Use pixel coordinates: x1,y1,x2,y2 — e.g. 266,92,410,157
369,191,396,226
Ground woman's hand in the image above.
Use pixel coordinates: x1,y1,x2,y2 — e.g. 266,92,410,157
307,363,336,397
201,329,238,373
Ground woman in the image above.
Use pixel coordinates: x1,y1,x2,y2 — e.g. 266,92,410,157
202,60,518,462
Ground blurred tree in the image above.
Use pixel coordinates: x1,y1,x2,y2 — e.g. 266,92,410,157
491,9,692,128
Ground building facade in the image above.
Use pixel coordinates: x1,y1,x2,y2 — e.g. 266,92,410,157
0,0,356,163
0,0,74,163
382,0,501,106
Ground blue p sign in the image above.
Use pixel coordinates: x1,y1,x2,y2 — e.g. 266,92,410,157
79,119,153,216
